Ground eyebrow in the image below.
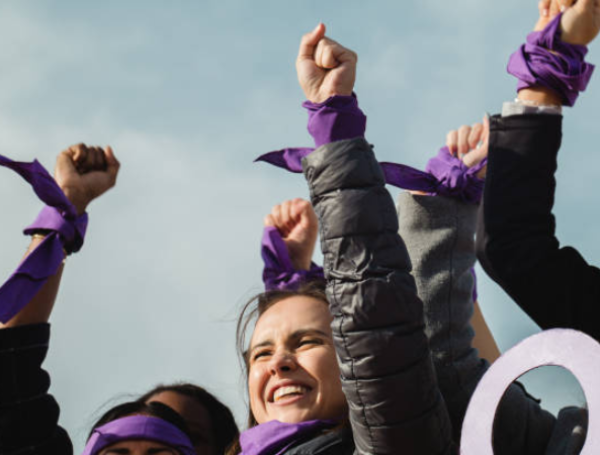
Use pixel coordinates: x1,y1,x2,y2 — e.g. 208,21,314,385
249,329,330,354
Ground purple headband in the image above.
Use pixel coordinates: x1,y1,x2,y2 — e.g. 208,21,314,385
0,153,88,323
82,415,195,455
262,226,324,291
256,146,486,204
507,12,595,107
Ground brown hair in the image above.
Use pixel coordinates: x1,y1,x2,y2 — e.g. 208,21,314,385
226,281,328,455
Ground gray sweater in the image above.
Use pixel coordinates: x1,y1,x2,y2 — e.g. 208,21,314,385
397,193,587,454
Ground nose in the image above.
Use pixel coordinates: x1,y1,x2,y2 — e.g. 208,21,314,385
268,351,297,376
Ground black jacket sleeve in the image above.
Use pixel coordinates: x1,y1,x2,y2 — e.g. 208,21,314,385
476,114,600,341
0,324,73,455
303,138,454,455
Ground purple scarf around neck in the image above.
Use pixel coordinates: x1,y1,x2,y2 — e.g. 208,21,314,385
239,420,337,455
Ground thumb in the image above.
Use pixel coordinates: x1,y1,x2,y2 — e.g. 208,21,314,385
264,214,276,227
298,23,326,61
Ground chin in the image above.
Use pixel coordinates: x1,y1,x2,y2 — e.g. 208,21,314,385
272,409,317,424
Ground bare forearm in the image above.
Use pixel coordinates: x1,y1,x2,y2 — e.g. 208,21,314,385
0,236,65,328
471,301,501,364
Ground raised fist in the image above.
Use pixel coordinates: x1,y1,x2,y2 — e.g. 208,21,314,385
446,115,489,179
296,24,357,104
54,143,120,215
264,198,318,271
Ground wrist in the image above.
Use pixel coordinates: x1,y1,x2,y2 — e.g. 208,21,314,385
517,86,563,107
61,187,88,215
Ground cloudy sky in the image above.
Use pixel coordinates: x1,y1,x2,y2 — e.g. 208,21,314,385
0,0,597,450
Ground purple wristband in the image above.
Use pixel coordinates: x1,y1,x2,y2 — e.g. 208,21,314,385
507,13,595,107
303,93,366,147
0,153,88,323
261,226,324,291
82,416,195,455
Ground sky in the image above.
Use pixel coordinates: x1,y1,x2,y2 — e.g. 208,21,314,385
0,0,597,451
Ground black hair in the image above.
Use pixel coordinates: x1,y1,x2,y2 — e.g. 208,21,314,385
138,383,239,454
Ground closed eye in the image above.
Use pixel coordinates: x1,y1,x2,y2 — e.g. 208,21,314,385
299,338,323,347
252,349,272,361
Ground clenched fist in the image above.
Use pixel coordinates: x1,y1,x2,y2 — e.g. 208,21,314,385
264,198,318,271
55,143,120,215
296,24,357,104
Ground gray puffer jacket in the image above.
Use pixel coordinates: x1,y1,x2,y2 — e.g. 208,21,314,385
302,137,455,455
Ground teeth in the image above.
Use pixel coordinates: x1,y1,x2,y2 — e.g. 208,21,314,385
274,385,308,402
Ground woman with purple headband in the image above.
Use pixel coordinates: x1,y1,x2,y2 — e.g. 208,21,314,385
0,146,238,455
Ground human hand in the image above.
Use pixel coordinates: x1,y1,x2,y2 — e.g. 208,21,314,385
534,0,574,31
446,115,489,179
560,0,600,45
54,144,120,215
296,23,357,104
264,198,318,271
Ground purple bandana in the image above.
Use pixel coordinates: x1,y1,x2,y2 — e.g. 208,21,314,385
258,147,486,205
0,154,88,323
82,415,195,455
261,226,324,291
381,146,486,203
240,420,337,455
507,12,595,107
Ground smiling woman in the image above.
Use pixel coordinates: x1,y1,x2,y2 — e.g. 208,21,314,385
238,284,345,428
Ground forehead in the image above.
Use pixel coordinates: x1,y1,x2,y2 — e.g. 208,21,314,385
251,295,332,345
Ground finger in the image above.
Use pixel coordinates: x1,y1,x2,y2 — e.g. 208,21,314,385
103,146,120,182
68,143,88,168
550,0,562,17
457,125,471,158
315,40,340,69
446,130,459,155
291,198,312,227
264,214,276,227
539,0,551,17
298,23,326,61
281,200,293,230
85,147,107,172
481,115,490,146
468,123,484,150
271,204,286,235
558,0,576,11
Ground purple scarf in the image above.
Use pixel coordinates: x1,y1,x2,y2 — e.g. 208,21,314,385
507,12,595,106
261,226,324,291
82,415,195,455
240,420,337,455
256,146,486,204
0,154,87,323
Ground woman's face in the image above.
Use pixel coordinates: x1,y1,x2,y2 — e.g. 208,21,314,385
248,295,347,424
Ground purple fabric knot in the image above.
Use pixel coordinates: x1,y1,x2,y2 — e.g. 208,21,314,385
507,12,595,106
262,226,324,291
0,153,88,323
382,147,486,204
240,420,337,455
257,147,485,204
25,206,87,254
